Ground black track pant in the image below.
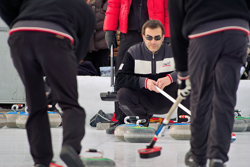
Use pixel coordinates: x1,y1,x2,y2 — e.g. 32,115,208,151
8,31,87,166
188,30,247,164
117,83,190,121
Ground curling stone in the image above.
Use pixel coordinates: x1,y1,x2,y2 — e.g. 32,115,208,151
82,149,116,167
115,124,142,141
232,117,247,132
48,111,62,127
16,107,29,129
114,116,141,141
231,133,236,143
124,126,155,143
0,113,7,128
243,117,250,131
148,122,160,130
15,106,62,128
16,112,29,129
169,123,191,140
5,105,23,128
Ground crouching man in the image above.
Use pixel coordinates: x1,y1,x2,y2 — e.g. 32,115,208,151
115,20,190,127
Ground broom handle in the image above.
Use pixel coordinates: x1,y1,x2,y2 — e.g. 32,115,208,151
155,85,191,115
147,96,182,148
110,44,114,92
162,96,182,124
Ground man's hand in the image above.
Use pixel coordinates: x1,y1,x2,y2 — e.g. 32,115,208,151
146,79,158,92
156,76,171,90
105,31,117,49
177,72,191,99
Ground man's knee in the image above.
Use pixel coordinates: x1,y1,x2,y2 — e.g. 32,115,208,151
117,88,133,104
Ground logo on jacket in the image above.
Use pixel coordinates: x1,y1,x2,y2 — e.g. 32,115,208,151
119,63,124,70
162,61,171,67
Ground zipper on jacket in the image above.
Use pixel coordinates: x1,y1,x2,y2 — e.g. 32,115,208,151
152,53,156,75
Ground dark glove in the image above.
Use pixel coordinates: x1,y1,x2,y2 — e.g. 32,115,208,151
105,31,117,49
177,71,191,100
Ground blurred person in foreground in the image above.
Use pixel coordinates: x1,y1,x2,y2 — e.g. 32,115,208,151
0,0,95,166
168,0,250,166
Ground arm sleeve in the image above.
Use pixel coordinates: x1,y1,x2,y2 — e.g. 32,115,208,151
115,52,143,91
0,0,22,27
103,0,120,31
75,4,96,63
168,71,177,83
168,0,189,72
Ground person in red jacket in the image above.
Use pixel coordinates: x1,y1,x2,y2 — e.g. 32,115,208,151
103,0,170,134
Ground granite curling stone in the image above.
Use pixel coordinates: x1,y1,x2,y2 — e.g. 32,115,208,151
48,111,62,127
16,112,62,128
114,124,143,141
82,157,116,167
169,123,191,140
242,117,250,131
5,105,23,128
16,112,29,129
124,126,155,143
0,113,7,128
232,117,247,132
114,116,141,141
82,149,116,167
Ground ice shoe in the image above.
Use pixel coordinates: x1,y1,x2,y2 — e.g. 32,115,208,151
60,145,85,167
34,164,47,167
34,162,63,167
185,151,206,167
209,159,225,167
106,121,122,134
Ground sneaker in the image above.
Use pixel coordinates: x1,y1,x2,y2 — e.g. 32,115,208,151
34,162,63,167
209,159,225,167
50,161,63,167
34,165,47,167
106,121,122,134
60,145,85,167
185,151,206,167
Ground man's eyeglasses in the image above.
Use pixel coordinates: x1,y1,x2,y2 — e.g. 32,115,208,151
145,35,162,41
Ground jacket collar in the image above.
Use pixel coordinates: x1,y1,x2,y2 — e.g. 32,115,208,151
142,42,164,55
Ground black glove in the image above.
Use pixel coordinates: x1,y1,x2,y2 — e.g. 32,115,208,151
177,71,191,100
105,31,117,49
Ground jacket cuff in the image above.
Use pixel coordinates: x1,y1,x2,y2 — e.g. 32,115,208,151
178,71,189,80
167,74,173,83
167,71,177,83
139,77,147,89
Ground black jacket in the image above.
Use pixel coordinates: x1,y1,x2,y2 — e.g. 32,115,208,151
115,42,177,91
0,0,95,62
168,0,250,72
